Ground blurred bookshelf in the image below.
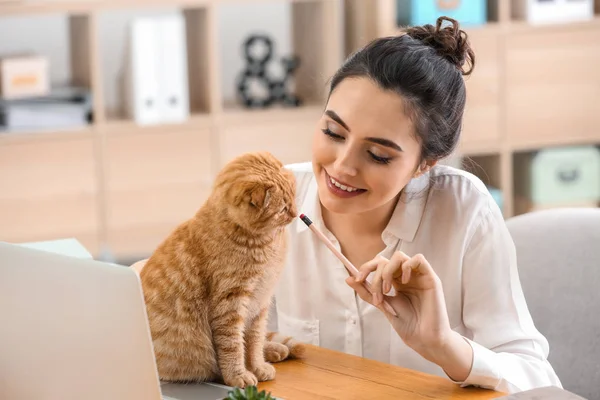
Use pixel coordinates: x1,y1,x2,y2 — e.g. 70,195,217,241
0,0,599,261
0,0,340,260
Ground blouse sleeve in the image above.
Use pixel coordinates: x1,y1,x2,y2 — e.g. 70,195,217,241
456,204,563,393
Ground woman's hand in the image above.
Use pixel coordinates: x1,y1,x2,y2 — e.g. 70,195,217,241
345,251,473,382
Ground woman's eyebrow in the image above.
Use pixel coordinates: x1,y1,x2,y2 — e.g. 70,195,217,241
325,109,403,152
325,110,350,131
365,137,403,152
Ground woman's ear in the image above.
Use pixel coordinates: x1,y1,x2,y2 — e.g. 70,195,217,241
414,159,437,178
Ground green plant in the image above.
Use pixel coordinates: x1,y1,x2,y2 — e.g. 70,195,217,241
225,385,274,400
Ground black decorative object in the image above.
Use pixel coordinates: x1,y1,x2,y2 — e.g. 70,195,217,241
236,34,302,109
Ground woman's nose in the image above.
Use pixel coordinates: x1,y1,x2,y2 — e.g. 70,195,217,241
333,147,358,177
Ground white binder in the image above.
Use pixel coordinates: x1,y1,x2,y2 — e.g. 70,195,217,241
125,15,189,125
155,15,190,124
126,17,161,125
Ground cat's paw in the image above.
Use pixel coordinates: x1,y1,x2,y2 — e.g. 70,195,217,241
288,341,306,358
251,362,276,382
264,341,289,363
223,370,258,388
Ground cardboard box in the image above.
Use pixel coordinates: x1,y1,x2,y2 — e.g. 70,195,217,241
0,55,50,100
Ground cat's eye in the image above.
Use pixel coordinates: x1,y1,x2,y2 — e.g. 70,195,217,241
280,206,288,213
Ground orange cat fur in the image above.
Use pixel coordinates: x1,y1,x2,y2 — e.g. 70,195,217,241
139,152,299,388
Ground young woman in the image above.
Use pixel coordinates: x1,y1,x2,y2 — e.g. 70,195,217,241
268,17,562,394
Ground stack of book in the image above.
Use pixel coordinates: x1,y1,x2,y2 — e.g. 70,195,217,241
0,86,92,132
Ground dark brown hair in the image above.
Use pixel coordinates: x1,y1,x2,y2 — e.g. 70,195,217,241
329,16,475,162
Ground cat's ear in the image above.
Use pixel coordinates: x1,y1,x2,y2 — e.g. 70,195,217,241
249,186,272,208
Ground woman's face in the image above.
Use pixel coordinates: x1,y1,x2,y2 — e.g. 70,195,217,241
312,76,426,216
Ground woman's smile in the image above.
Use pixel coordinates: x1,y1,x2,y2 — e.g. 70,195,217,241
324,169,366,199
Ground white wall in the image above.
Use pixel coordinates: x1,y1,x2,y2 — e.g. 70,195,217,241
0,3,292,111
0,14,72,87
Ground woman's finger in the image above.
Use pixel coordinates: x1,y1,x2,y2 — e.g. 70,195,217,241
356,256,385,282
400,253,434,284
402,261,412,284
345,277,374,305
371,258,388,305
382,251,410,291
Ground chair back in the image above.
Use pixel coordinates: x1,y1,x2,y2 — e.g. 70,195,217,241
506,208,600,399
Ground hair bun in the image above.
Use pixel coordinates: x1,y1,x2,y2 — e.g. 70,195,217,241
404,16,475,76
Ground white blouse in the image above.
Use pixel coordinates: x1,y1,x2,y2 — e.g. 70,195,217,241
268,162,562,394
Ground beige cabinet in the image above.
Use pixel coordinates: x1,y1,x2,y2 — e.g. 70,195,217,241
103,127,214,258
217,106,321,168
506,27,600,146
0,134,100,253
461,27,502,146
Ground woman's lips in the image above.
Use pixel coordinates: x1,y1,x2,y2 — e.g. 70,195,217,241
324,170,366,199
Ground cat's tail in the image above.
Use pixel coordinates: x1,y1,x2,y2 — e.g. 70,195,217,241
264,331,306,363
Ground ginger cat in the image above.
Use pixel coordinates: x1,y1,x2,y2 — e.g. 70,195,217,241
139,152,302,388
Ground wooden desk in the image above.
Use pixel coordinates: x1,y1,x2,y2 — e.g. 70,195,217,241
258,345,505,399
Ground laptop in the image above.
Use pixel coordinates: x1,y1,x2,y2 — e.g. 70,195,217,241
0,241,245,400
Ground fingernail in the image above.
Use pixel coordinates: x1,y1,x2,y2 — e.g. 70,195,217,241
402,274,409,285
383,281,391,294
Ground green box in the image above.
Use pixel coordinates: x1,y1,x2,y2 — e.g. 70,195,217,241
518,146,600,205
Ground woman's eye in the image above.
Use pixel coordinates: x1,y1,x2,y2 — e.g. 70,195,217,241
368,150,392,165
322,128,344,141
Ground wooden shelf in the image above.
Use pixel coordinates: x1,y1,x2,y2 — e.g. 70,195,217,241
103,113,212,133
372,6,600,37
0,0,329,17
0,126,95,144
454,15,600,35
0,131,100,254
457,139,502,157
461,154,502,189
0,0,209,17
510,135,600,153
504,14,600,34
220,102,322,124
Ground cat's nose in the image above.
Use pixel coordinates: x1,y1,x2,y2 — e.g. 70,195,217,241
288,207,298,219
284,211,296,225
